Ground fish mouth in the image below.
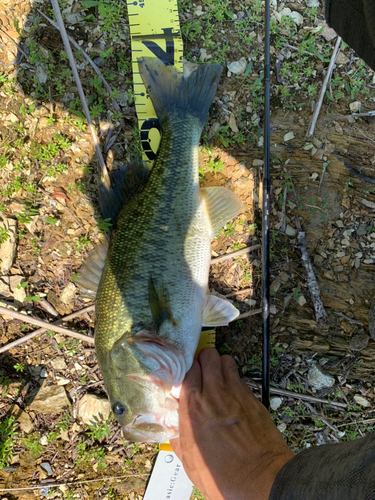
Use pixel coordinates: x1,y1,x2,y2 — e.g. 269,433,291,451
123,414,179,443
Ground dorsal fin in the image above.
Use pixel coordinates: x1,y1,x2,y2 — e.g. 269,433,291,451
75,238,109,299
200,187,242,237
98,162,149,221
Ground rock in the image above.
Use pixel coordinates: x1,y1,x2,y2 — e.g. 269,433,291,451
356,223,367,236
9,405,33,434
0,276,10,297
253,159,264,167
285,224,297,236
194,5,204,16
9,275,26,304
228,114,239,133
279,8,303,25
297,294,307,307
35,64,48,84
50,357,67,370
353,395,371,407
26,383,71,414
227,57,247,75
350,334,369,352
306,0,319,6
0,218,17,273
336,52,349,65
199,48,211,62
349,101,361,113
40,368,48,378
40,462,53,475
59,283,76,305
270,397,283,411
78,394,110,425
307,363,335,390
277,422,287,432
40,435,48,446
283,131,294,142
5,112,18,123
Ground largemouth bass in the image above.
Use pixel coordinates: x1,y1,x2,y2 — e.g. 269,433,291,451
76,58,242,442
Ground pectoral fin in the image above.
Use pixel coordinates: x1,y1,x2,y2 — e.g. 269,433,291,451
75,238,108,299
200,187,242,237
148,277,176,331
201,295,240,326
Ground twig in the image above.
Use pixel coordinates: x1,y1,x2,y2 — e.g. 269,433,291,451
283,43,315,57
225,287,252,298
236,308,262,320
50,0,110,188
245,379,347,408
0,305,94,353
306,36,342,138
297,231,328,325
303,400,339,432
334,312,364,325
325,111,375,121
337,418,375,428
0,306,95,346
210,244,261,265
0,474,149,492
37,10,122,116
281,185,287,233
0,27,28,58
38,186,84,231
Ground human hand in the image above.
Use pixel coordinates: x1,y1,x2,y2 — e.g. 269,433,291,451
170,348,294,500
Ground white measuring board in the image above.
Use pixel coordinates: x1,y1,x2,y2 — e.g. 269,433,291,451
143,450,193,500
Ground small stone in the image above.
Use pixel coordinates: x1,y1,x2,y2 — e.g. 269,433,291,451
9,275,26,304
40,462,53,475
270,304,277,315
270,397,283,411
40,435,48,446
227,57,247,75
356,223,367,236
5,112,18,123
194,5,204,16
40,368,48,378
285,224,297,236
27,383,71,414
353,395,371,407
228,114,239,133
277,422,287,432
336,52,349,65
199,48,211,62
59,283,76,305
283,131,294,142
279,8,303,25
297,295,307,306
36,64,48,84
56,377,70,386
349,101,361,113
78,394,110,425
308,363,335,390
51,357,67,370
306,0,319,6
252,159,264,167
9,405,33,434
350,334,369,351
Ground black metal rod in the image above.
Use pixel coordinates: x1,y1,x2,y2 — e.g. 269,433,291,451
262,0,271,411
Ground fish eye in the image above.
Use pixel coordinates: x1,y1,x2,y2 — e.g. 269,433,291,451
114,403,126,415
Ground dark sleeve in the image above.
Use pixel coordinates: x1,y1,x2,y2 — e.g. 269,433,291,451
269,432,375,499
325,0,375,71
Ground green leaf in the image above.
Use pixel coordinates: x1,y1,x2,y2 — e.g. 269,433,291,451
81,0,99,6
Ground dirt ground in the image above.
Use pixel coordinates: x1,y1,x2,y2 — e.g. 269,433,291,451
0,0,375,498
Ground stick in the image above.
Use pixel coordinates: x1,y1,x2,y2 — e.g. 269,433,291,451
303,400,339,432
334,312,363,325
210,244,261,265
225,287,252,298
37,10,122,116
297,231,328,325
0,474,149,492
50,0,110,188
325,111,375,121
306,36,342,138
0,306,95,346
0,27,28,57
245,379,347,408
236,308,262,320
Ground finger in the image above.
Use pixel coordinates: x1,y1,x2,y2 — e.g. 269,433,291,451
197,347,225,390
221,354,240,385
170,437,182,459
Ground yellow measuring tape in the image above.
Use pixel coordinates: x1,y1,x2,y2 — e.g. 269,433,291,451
127,0,183,166
128,0,216,451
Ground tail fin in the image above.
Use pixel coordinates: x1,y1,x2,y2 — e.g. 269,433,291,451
138,58,222,128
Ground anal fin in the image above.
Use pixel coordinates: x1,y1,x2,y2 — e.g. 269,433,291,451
201,295,240,326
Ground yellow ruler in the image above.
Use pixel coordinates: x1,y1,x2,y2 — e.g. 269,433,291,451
127,0,183,166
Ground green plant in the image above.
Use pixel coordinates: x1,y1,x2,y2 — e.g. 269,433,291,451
96,217,112,233
13,362,25,372
0,226,10,244
23,434,42,455
0,416,18,469
86,416,111,442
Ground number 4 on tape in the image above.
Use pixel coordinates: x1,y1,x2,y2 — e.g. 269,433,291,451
143,448,192,500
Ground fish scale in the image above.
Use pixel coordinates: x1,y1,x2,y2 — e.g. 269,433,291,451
76,58,243,442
